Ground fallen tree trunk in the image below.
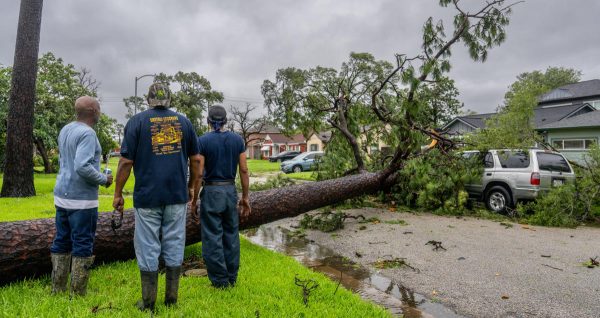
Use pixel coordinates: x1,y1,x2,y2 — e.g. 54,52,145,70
0,171,392,285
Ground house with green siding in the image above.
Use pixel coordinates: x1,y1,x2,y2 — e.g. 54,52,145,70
537,111,600,164
443,79,600,164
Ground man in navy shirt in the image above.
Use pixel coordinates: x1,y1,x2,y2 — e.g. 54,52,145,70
193,105,250,288
113,83,201,311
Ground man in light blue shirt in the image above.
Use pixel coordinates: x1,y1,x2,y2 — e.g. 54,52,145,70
50,96,112,296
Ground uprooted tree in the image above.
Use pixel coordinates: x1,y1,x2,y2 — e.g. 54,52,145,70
0,0,517,283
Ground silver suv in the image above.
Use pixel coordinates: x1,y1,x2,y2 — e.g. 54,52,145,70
463,149,575,213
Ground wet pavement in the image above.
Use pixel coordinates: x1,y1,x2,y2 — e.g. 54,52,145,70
245,226,462,318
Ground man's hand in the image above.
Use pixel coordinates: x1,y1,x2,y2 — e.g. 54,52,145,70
238,197,251,221
113,194,124,213
105,174,113,187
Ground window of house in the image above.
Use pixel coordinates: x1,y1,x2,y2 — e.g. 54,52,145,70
552,138,597,150
497,151,530,169
587,100,600,109
310,144,318,151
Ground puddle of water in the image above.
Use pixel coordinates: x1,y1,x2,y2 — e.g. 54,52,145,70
245,226,463,318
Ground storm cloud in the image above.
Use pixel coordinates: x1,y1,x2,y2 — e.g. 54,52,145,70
1,0,599,122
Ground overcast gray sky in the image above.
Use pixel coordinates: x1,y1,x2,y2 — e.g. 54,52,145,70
1,0,599,123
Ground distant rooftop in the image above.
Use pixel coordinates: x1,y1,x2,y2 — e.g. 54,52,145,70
447,104,594,129
539,79,600,103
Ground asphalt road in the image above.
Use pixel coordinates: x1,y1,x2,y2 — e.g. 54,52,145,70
275,208,600,318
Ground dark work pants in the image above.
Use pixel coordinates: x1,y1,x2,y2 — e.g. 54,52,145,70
200,185,240,288
50,206,98,257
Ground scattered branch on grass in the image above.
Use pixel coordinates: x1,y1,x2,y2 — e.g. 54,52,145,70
333,271,343,295
91,303,118,314
294,274,320,307
425,240,447,251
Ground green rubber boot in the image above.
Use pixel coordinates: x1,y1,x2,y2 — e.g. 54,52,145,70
70,256,95,296
51,253,71,294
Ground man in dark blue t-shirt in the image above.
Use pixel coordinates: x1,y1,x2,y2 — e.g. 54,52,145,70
193,105,250,288
113,83,201,311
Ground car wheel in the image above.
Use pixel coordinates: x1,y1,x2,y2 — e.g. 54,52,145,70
484,186,511,213
293,165,302,173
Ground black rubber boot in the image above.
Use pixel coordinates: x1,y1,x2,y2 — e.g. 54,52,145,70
165,266,181,306
51,253,71,294
137,271,158,312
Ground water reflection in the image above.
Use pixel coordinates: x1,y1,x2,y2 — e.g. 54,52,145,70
245,226,462,318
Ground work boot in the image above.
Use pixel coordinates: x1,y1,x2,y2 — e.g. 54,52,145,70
137,271,158,312
70,256,95,296
51,253,71,294
165,266,181,306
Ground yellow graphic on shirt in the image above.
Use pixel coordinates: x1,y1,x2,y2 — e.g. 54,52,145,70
150,116,183,155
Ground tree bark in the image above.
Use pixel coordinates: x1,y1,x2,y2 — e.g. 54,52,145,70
0,171,393,285
1,0,44,197
34,138,53,173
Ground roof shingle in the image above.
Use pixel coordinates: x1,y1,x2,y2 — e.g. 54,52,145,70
537,110,600,130
539,79,600,103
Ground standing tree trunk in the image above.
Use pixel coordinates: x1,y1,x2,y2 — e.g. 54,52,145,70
34,138,53,173
1,0,44,197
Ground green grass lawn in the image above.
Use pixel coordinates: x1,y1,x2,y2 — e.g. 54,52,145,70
0,239,390,317
0,160,277,222
247,159,280,173
286,172,317,181
0,161,135,222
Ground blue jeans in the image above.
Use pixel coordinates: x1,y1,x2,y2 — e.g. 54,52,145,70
134,204,187,272
50,206,98,257
200,185,240,287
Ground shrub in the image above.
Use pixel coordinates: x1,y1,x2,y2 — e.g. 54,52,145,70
517,145,600,227
392,149,481,214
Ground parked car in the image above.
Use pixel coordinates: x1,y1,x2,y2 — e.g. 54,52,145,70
281,151,324,173
269,151,301,162
463,149,575,213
